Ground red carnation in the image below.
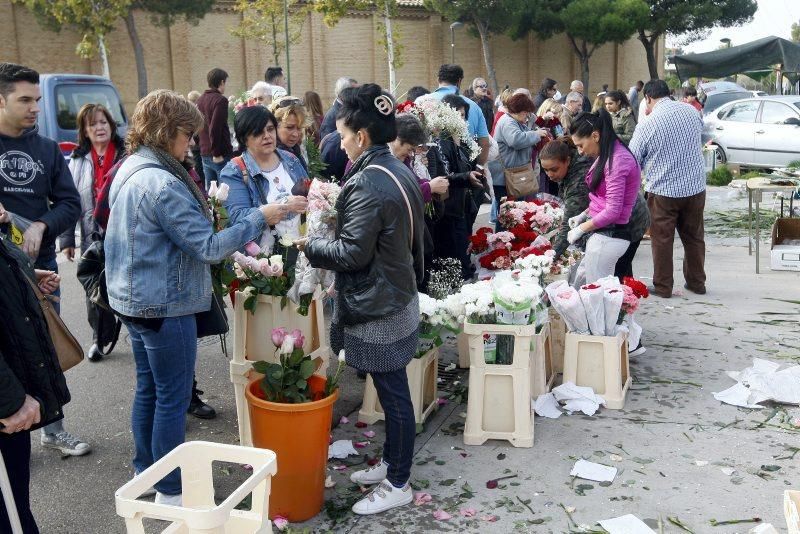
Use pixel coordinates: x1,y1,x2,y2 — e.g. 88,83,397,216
623,277,649,298
396,100,417,114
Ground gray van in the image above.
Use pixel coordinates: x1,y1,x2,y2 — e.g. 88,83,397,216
36,74,128,157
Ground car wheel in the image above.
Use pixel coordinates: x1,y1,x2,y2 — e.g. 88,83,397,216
714,145,727,165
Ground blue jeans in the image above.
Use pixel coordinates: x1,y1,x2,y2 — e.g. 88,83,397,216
370,368,415,487
125,315,197,495
201,156,229,190
34,256,64,437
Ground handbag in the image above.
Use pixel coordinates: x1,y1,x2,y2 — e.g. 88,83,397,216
196,292,229,338
23,275,83,372
503,163,539,198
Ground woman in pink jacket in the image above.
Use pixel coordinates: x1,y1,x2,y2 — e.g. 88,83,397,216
567,109,641,284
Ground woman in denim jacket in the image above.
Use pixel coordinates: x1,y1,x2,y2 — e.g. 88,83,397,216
104,90,292,506
220,105,308,259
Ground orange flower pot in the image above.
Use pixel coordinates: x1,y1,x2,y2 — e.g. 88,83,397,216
245,374,338,522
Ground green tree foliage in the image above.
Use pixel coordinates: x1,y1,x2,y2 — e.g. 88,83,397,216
423,0,519,98
792,21,800,43
513,0,648,91
634,0,757,80
231,0,309,67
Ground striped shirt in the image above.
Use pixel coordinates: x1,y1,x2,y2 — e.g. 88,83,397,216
629,98,706,198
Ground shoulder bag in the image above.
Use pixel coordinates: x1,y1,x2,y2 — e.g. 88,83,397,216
501,120,539,198
23,275,83,372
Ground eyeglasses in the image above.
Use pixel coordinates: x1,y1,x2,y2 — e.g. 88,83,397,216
475,84,488,89
274,97,302,109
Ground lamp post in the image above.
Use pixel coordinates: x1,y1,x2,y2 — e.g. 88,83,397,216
284,0,291,94
450,21,463,64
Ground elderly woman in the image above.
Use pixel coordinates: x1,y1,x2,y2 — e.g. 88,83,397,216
249,81,272,107
105,90,283,506
59,103,125,362
269,95,309,172
220,105,308,258
494,93,549,200
298,84,424,516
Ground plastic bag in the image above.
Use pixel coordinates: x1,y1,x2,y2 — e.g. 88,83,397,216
545,280,589,334
602,289,624,336
4,211,34,247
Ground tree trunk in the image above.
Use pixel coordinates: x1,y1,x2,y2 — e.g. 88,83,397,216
384,2,396,93
124,11,148,98
638,30,660,81
567,35,591,92
271,13,280,66
98,36,110,79
475,20,498,100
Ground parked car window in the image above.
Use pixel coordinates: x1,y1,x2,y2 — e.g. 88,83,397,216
55,84,125,130
722,101,759,123
759,101,799,124
704,91,752,114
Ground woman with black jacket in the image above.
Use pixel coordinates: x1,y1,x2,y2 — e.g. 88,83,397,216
0,232,70,534
299,84,424,516
429,94,483,279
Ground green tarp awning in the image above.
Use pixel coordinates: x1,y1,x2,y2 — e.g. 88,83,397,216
672,36,800,81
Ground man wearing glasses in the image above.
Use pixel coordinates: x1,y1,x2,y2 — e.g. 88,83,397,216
470,77,495,133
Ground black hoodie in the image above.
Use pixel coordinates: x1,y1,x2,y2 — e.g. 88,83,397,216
0,126,80,261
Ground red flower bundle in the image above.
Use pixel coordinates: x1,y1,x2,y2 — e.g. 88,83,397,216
468,227,493,254
396,100,417,114
479,248,511,270
509,224,540,245
623,277,649,299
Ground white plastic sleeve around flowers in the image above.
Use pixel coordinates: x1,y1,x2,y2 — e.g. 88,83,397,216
602,289,624,336
578,285,605,336
624,313,642,350
545,280,589,334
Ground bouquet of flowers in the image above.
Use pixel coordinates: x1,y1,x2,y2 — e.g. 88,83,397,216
426,258,463,300
549,249,583,276
207,181,236,296
470,224,555,276
230,235,300,314
400,97,482,162
418,293,460,356
498,199,565,235
288,179,341,312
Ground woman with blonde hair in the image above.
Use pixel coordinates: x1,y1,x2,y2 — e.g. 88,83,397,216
105,90,281,506
270,95,309,172
490,87,514,136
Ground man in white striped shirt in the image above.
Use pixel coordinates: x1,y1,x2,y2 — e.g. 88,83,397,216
629,80,707,298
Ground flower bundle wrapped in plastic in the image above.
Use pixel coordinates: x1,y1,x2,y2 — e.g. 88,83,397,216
418,293,461,356
492,272,543,326
497,199,565,235
288,179,341,311
545,280,590,334
471,224,555,276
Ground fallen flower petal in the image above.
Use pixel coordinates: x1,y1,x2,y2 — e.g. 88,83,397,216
367,457,381,466
332,465,348,471
242,464,253,471
355,421,368,428
339,416,350,425
433,510,452,520
363,430,376,438
324,475,336,488
414,492,432,506
354,441,370,448
486,480,498,489
437,397,449,406
273,515,289,530
460,508,477,517
480,514,499,522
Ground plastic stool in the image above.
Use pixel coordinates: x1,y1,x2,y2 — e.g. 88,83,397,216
530,323,554,397
462,322,534,448
562,331,630,410
115,441,277,534
786,490,800,534
231,291,328,447
358,347,439,425
548,308,566,375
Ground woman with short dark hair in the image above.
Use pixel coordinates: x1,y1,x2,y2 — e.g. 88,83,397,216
299,83,425,516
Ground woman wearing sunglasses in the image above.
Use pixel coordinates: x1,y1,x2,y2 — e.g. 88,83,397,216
270,96,310,173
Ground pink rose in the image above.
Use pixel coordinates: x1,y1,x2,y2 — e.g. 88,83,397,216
244,241,261,257
271,328,287,347
291,329,305,348
257,258,272,276
268,263,283,277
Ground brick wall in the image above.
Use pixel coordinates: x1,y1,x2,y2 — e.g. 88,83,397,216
0,0,663,113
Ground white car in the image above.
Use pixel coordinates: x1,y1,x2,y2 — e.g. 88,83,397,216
702,96,800,168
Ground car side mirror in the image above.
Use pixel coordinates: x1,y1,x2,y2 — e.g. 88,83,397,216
784,117,800,126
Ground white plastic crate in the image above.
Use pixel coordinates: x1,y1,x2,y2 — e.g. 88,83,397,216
563,331,630,410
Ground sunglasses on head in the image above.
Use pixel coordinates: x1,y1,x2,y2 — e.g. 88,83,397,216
275,98,302,109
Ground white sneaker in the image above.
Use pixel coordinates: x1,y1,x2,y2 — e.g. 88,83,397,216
350,460,388,485
351,480,412,515
629,344,646,357
155,492,182,507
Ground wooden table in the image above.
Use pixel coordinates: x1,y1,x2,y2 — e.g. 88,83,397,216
746,177,797,273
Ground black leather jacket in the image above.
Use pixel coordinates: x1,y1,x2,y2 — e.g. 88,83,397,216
0,235,70,429
305,145,425,326
427,137,474,218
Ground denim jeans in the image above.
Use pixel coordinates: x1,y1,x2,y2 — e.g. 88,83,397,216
201,156,229,190
0,432,40,534
34,256,64,437
125,315,197,495
370,368,415,487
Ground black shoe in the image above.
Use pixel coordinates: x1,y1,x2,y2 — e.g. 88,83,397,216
87,344,103,362
188,390,217,419
683,283,706,295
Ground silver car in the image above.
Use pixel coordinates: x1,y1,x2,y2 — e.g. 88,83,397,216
702,95,800,168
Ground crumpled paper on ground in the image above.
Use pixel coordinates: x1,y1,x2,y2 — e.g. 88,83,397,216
571,459,617,482
533,393,563,419
598,514,656,534
552,381,606,416
713,358,800,408
328,440,359,459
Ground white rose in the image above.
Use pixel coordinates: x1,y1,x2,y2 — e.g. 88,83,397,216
208,181,219,198
338,350,346,362
269,254,284,270
280,335,295,355
279,235,295,247
215,183,230,202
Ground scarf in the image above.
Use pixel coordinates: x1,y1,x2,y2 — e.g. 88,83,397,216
147,146,212,222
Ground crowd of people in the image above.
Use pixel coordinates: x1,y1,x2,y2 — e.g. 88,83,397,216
0,57,709,530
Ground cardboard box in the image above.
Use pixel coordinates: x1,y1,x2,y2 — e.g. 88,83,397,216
770,218,800,271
